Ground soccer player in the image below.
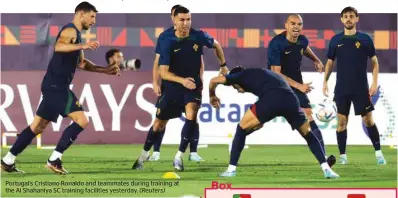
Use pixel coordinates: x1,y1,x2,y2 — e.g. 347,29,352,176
268,14,334,165
209,66,339,179
149,4,204,162
132,6,229,171
323,7,386,165
1,1,120,174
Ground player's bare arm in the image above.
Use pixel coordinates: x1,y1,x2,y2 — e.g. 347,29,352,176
304,46,324,72
152,54,161,96
200,55,205,83
271,66,312,93
159,65,196,90
54,28,98,52
213,40,229,75
78,50,120,75
322,59,335,96
369,55,379,96
209,76,226,108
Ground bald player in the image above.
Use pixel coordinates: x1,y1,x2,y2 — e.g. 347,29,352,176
268,14,335,166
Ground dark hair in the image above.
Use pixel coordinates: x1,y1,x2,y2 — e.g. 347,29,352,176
75,1,98,13
173,6,190,17
229,66,245,75
341,6,358,17
105,48,121,64
171,4,182,15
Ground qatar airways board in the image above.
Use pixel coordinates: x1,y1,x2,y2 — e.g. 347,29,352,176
1,71,396,146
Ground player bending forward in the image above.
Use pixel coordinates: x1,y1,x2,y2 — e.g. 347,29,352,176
323,6,386,165
209,67,339,179
1,2,120,175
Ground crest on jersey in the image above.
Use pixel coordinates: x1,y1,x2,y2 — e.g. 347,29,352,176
300,48,304,55
156,108,161,115
193,44,198,51
355,41,361,48
76,101,81,108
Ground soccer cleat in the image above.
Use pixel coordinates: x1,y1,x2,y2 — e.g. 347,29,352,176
338,155,348,165
1,160,25,173
45,158,68,175
132,158,145,170
188,153,204,162
173,158,184,172
376,156,387,165
323,169,339,179
327,155,336,168
148,152,160,161
219,170,236,177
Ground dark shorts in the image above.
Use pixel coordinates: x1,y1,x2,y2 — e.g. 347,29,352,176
250,90,307,130
36,89,83,122
333,92,374,116
292,88,312,109
155,88,202,120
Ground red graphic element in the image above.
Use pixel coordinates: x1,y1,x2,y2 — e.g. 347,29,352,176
229,29,244,48
347,194,366,198
390,31,397,49
260,29,273,47
217,28,229,48
323,30,335,40
97,27,112,46
20,25,36,43
140,29,154,47
50,26,59,37
1,25,5,44
302,30,325,49
112,28,127,46
211,181,232,189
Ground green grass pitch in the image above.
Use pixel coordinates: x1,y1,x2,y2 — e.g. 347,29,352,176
1,145,397,197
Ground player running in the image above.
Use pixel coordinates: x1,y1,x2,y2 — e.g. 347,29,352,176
323,6,386,165
268,14,335,165
132,6,228,171
149,4,204,162
1,1,120,175
209,66,339,179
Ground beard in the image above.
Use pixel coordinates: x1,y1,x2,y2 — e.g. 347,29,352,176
344,23,354,30
82,22,91,30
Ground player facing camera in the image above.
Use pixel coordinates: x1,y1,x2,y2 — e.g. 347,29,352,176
105,48,141,71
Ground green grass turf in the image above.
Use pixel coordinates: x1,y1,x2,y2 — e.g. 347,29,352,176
1,145,397,197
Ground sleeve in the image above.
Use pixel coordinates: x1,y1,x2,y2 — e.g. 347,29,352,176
198,30,215,48
155,35,162,54
301,35,309,48
326,36,337,60
225,72,243,85
365,34,377,58
268,39,282,67
158,38,172,66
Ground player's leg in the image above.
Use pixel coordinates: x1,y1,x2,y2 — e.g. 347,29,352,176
188,121,202,162
132,119,169,169
133,93,179,169
173,102,200,171
294,90,327,156
353,94,386,165
150,125,166,161
334,94,351,164
46,91,87,174
1,115,51,173
284,93,339,179
220,106,262,177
